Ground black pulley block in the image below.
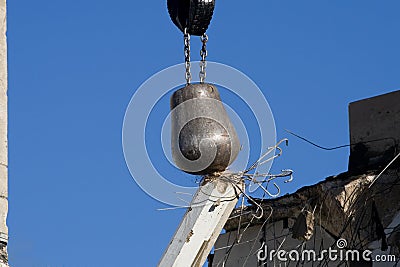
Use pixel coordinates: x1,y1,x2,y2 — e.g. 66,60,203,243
167,0,215,36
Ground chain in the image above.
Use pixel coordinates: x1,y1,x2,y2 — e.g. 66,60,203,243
184,28,191,85
184,30,208,85
199,33,208,83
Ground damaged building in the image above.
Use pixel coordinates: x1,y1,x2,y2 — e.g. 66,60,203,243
209,90,400,266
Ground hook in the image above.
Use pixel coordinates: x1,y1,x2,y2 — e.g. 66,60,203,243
282,169,294,183
245,138,288,173
259,182,281,198
257,147,283,166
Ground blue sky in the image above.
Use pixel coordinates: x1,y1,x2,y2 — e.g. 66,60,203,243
8,0,400,266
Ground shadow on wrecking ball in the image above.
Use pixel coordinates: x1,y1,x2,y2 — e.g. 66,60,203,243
170,83,240,175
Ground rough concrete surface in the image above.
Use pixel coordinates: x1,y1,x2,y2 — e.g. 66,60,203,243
0,0,8,265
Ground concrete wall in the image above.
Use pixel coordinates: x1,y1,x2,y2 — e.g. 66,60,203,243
211,170,400,266
212,217,400,266
0,0,8,265
349,90,400,171
212,221,337,267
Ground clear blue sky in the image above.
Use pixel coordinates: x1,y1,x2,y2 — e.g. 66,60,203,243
8,0,400,266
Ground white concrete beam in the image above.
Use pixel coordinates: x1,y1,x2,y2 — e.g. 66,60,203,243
159,176,242,267
0,0,7,244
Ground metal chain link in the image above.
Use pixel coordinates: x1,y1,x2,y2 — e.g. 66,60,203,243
199,33,208,83
184,28,191,85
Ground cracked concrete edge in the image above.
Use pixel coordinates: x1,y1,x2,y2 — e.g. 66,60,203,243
224,169,400,242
